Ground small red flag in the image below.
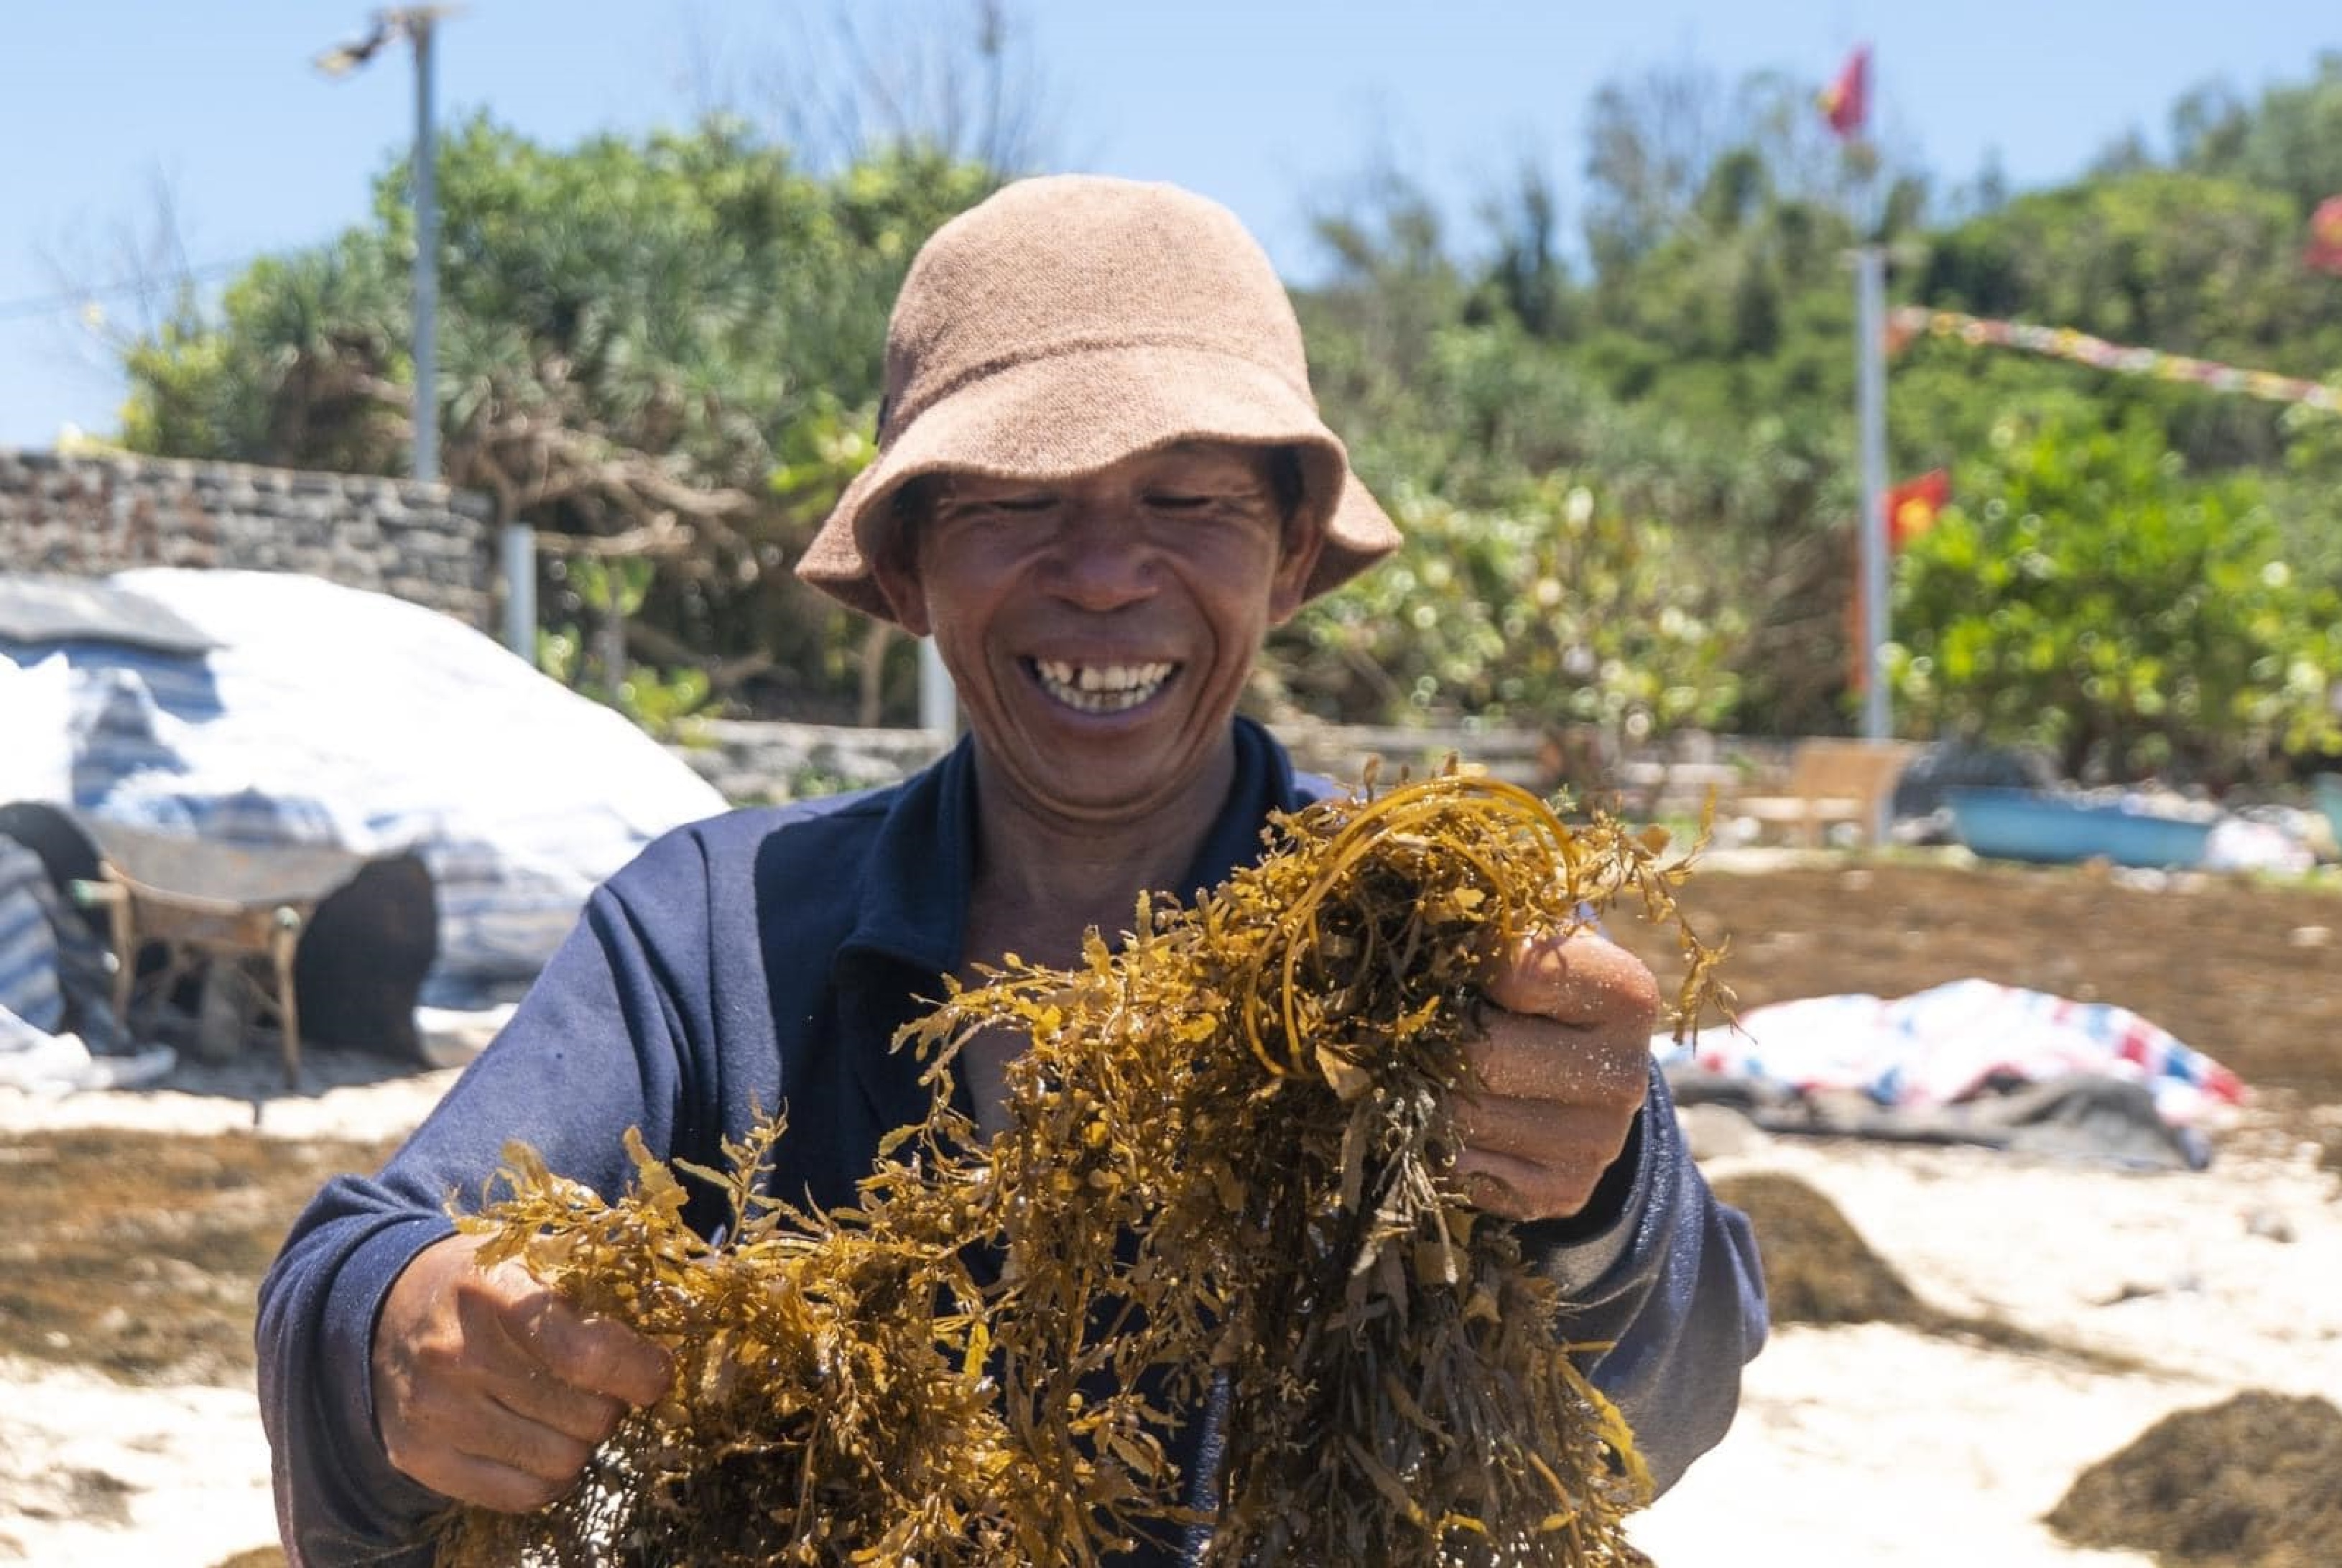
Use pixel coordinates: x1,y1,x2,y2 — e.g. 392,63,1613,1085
1886,468,1949,549
1819,45,1871,141
2307,195,2342,275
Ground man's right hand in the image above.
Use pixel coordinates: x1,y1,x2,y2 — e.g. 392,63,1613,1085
371,1233,674,1513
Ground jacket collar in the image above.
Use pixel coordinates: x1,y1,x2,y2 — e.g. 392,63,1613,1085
835,715,1310,983
834,733,980,982
835,714,1320,1149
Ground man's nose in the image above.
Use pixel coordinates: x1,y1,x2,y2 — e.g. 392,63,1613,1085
1042,506,1156,609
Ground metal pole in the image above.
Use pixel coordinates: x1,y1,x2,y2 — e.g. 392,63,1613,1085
409,12,438,483
918,639,957,741
500,519,537,659
322,9,533,660
1856,241,1889,747
1853,242,1894,848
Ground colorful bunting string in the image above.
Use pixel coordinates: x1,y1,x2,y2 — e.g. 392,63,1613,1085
1889,306,2342,416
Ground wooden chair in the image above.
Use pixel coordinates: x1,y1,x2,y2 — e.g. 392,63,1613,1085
1737,739,1919,848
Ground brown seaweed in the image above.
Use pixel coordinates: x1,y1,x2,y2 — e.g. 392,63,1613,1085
436,769,1726,1566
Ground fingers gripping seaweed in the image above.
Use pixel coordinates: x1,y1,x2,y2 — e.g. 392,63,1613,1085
437,769,1724,1566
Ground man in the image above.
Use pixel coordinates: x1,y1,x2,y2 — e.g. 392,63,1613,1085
259,175,1765,1565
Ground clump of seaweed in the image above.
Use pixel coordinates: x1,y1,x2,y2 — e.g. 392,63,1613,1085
437,769,1725,1566
1711,1172,2147,1375
2047,1391,2342,1567
435,1121,1033,1564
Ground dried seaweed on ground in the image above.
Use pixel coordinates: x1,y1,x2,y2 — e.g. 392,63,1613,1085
2047,1391,2342,1567
0,1129,397,1386
1705,1172,1922,1328
437,770,1725,1567
1711,1172,2147,1375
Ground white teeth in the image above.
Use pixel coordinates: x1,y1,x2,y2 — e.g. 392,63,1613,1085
1031,659,1175,713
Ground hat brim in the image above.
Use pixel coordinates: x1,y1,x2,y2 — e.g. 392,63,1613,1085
795,341,1400,623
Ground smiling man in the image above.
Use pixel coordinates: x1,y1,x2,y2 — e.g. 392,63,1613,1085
258,176,1766,1567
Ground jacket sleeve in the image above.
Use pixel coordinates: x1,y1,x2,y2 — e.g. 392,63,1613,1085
256,832,720,1566
1516,1061,1768,1498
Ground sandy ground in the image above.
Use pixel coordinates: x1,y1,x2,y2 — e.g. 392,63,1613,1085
0,1049,470,1567
1,1049,2335,1567
1633,1120,2342,1567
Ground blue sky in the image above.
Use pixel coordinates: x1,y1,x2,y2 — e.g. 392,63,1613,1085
4,1,2337,448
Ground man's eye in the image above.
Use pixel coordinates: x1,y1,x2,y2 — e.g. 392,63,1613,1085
950,495,1053,522
1144,492,1214,511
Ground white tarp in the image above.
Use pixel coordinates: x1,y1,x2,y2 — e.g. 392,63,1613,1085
0,651,73,807
1,568,727,1010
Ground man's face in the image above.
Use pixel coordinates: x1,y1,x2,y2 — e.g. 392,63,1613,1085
875,442,1323,825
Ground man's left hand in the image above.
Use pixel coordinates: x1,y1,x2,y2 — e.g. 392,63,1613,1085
1454,929,1664,1223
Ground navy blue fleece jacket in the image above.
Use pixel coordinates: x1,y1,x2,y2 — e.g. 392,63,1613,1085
257,718,1767,1564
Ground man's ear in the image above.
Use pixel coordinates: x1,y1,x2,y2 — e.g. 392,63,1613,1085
868,516,935,636
1266,512,1328,627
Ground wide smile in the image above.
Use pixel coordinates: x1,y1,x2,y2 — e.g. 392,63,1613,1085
1024,657,1180,714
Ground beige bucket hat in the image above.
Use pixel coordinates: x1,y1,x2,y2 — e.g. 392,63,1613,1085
795,175,1401,622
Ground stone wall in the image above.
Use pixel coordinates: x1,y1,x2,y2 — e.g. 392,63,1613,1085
668,719,953,804
0,447,497,629
667,716,1769,817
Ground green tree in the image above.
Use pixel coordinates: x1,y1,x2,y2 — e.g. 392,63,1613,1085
119,119,995,723
1274,473,1744,749
1888,413,2341,784
1295,156,1859,740
2171,53,2342,218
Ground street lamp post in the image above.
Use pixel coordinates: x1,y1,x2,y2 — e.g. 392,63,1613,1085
316,7,450,485
407,14,439,483
319,7,534,660
1855,239,1889,748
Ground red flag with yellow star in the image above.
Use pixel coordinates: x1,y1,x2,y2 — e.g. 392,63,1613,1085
1887,468,1949,550
1820,46,1871,140
1848,468,1949,693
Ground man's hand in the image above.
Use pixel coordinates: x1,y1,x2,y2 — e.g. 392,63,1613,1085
371,1232,672,1513
1455,928,1664,1223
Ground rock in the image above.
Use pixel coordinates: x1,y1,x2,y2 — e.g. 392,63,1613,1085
2244,1206,2297,1243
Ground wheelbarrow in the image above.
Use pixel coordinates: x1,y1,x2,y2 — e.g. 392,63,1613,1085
0,804,436,1087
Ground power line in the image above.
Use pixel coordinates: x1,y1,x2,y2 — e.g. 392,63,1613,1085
0,259,255,325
